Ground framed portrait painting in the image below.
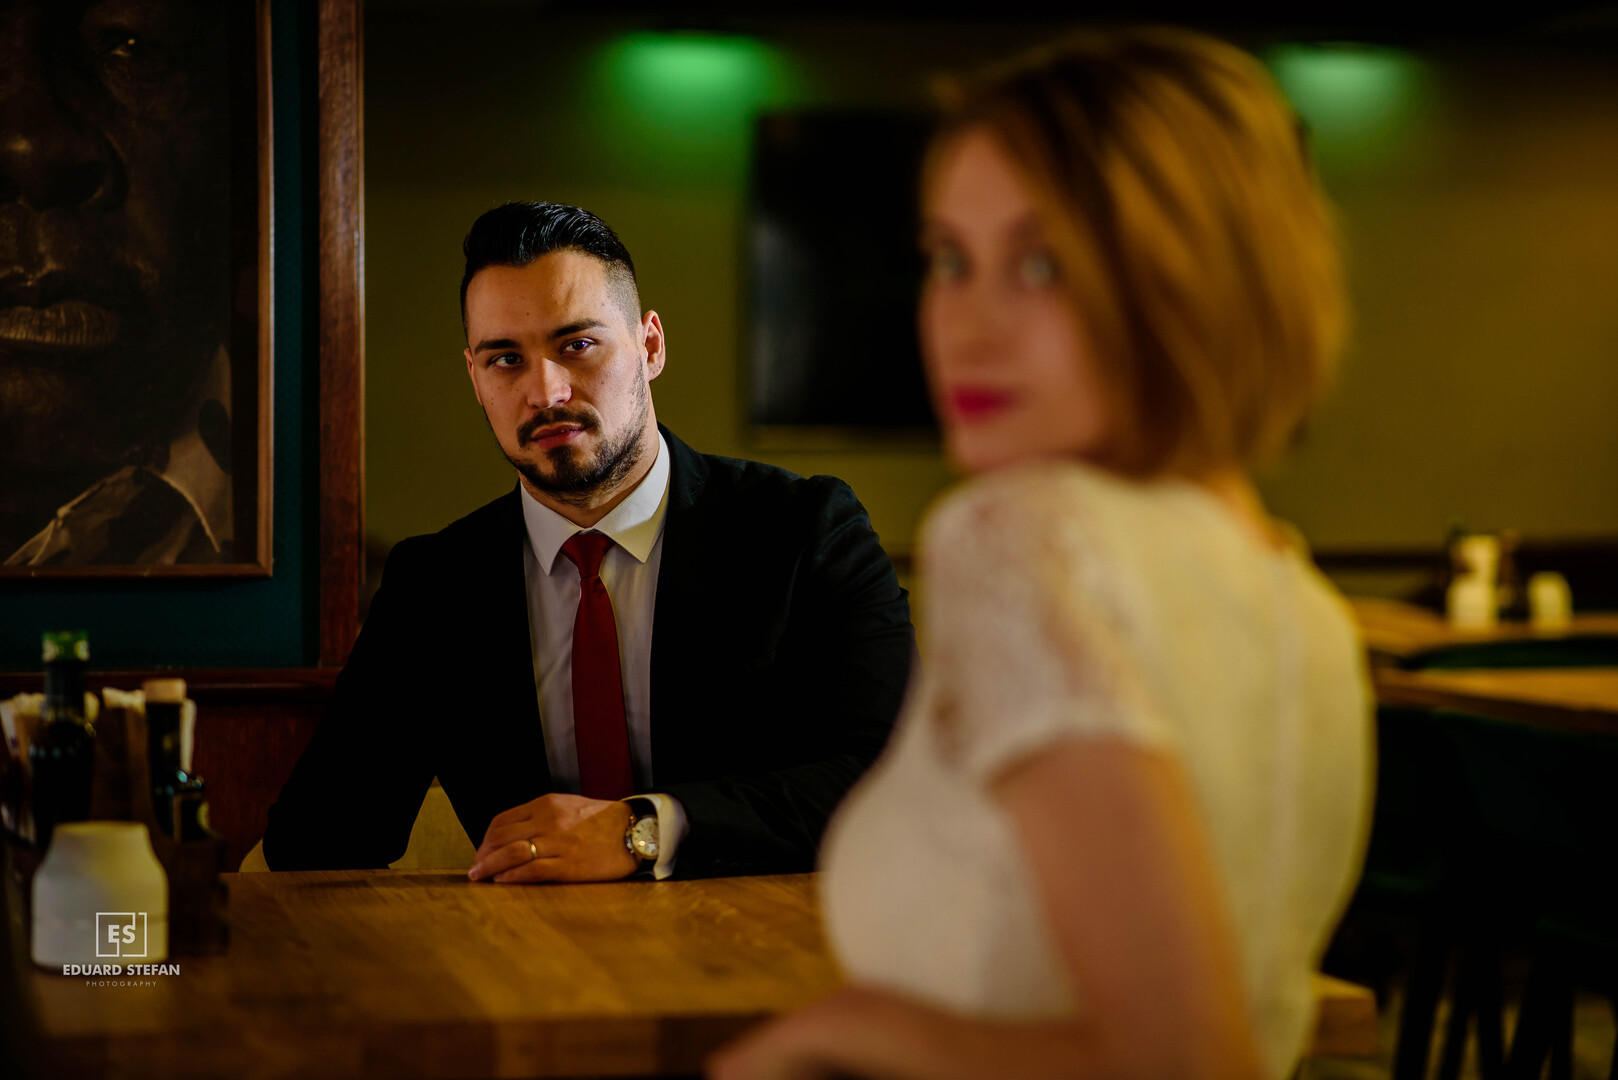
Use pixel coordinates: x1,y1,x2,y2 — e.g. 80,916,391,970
0,0,273,578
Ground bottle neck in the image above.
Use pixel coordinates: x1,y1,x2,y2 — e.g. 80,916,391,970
42,660,86,725
148,701,185,774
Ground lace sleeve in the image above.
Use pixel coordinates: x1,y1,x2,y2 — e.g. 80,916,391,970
921,469,1174,784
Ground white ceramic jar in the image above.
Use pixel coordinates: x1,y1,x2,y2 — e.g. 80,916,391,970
1528,571,1574,630
32,821,168,968
1447,576,1499,630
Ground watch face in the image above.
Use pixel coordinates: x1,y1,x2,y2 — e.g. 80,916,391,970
631,817,659,860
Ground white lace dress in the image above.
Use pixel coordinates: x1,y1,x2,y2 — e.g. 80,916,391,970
820,463,1373,1080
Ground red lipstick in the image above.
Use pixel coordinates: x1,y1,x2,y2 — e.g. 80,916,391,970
946,387,1014,423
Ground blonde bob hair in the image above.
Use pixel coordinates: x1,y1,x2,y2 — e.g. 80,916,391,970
929,28,1347,477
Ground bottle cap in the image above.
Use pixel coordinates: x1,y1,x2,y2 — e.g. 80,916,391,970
142,679,188,704
1452,535,1501,585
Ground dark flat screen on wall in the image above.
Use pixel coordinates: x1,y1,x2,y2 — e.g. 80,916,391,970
748,111,937,436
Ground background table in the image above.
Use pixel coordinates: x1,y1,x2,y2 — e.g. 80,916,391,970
1373,666,1618,737
1349,597,1618,666
1353,597,1618,733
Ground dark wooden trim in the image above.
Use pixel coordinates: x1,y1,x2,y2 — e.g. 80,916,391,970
317,0,366,668
253,0,277,576
1311,537,1618,571
1312,547,1444,571
888,536,1618,586
0,667,338,707
0,563,274,581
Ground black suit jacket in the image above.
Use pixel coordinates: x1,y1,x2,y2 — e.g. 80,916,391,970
262,426,914,875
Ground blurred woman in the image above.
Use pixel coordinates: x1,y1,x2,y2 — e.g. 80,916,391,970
711,27,1372,1080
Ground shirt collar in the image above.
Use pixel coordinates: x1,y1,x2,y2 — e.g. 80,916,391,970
4,345,234,567
519,430,670,574
158,344,234,552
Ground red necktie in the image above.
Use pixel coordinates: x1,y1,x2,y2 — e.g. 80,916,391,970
559,531,635,800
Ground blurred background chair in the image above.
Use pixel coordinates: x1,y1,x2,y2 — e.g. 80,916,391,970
1326,704,1481,1080
1507,891,1618,1080
1328,629,1618,1080
1448,713,1618,1080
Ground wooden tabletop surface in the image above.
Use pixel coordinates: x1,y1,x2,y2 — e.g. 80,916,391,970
16,869,1375,1078
1373,666,1618,736
26,870,839,1079
1349,597,1618,663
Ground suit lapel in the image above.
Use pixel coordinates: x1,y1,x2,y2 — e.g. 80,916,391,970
479,487,553,796
649,427,711,778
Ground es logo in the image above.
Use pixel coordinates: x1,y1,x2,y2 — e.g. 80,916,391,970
96,912,149,959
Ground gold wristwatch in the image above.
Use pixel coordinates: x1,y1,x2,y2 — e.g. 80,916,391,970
623,796,660,874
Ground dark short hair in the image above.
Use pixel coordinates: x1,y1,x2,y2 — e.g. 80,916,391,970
459,202,641,334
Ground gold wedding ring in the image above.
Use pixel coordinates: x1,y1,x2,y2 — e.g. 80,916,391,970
527,839,538,861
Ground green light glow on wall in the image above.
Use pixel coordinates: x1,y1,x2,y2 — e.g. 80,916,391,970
589,31,796,182
599,32,793,131
1266,44,1424,162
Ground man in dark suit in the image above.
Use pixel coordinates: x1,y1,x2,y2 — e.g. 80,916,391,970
262,202,913,880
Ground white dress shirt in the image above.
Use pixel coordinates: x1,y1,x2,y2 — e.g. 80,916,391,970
518,431,688,878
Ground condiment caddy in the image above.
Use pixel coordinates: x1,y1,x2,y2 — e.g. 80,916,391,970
1,632,228,966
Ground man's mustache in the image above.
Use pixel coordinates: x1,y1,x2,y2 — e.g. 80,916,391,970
517,409,600,447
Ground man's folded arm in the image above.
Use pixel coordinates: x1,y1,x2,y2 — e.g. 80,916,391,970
656,479,914,876
262,539,439,870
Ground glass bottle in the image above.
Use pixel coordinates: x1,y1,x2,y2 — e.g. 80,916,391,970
144,679,212,841
28,631,96,848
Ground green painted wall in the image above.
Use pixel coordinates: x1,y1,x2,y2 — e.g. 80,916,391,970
364,10,1618,567
1260,47,1618,548
362,15,1060,557
11,11,1609,672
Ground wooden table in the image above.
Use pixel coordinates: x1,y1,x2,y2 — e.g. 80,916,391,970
1349,597,1618,665
22,871,838,1079
1351,598,1618,733
1373,666,1618,737
12,869,1375,1077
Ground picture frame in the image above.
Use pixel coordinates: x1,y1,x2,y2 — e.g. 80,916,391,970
0,0,275,579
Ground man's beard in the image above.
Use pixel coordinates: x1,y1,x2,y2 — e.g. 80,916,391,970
504,386,650,508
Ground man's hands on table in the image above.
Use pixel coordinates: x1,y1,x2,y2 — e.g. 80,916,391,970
469,794,637,883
